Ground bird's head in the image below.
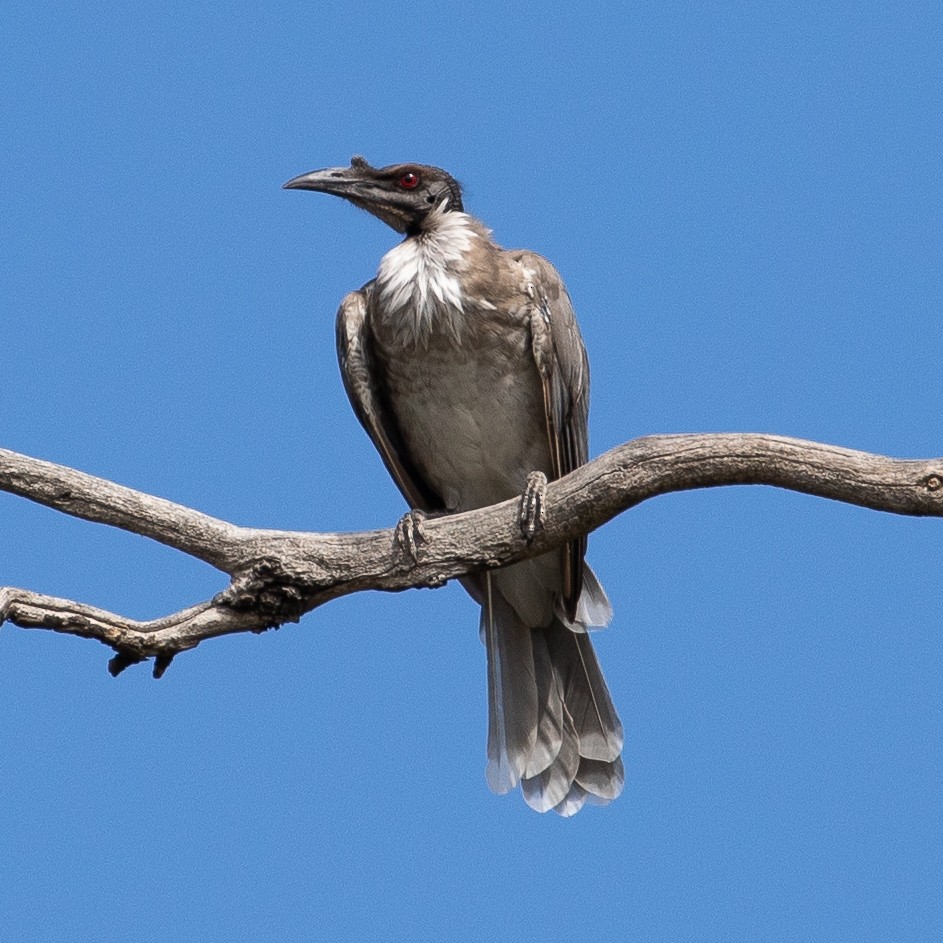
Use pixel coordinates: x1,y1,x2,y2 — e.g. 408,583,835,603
283,156,464,235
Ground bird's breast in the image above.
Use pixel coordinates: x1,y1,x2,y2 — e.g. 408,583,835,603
372,294,551,513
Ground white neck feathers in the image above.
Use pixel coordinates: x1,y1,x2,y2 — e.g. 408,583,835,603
375,209,481,346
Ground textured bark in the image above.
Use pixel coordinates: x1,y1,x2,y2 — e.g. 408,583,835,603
2,436,942,675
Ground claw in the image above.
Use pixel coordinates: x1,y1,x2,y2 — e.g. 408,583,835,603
519,471,548,543
393,509,428,564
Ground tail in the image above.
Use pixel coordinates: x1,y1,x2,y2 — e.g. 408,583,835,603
482,566,624,816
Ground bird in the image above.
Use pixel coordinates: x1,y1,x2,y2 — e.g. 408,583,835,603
284,156,623,815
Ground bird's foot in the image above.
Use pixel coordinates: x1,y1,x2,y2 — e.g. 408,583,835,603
393,509,428,564
519,471,548,543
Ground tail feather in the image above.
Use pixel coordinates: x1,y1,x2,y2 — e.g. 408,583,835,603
545,621,623,763
575,756,625,802
553,783,589,817
521,703,580,812
483,575,538,793
522,628,566,779
482,567,624,814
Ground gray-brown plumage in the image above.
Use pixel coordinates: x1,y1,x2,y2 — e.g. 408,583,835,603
284,156,623,814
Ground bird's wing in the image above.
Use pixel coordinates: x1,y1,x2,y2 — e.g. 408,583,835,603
335,287,445,512
509,250,590,622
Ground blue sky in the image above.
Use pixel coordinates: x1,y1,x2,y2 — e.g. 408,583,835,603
1,2,941,940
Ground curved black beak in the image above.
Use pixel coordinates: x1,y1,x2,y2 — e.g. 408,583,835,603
282,167,355,194
282,157,410,233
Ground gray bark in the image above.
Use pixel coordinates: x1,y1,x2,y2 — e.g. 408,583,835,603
2,435,941,676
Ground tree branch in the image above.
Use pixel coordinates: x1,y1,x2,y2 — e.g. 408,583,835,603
0,448,245,569
2,435,942,674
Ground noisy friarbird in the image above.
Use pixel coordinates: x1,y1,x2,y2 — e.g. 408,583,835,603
284,157,623,814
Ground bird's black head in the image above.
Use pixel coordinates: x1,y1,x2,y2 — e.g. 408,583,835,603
283,156,464,235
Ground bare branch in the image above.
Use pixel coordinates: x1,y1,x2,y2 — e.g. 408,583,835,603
3,434,942,673
0,448,245,569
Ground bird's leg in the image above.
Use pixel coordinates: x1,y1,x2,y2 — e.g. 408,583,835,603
519,471,548,543
393,508,429,564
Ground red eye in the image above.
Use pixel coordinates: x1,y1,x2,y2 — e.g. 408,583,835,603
399,172,420,189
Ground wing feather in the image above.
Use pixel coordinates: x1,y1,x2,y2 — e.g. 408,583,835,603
335,287,444,512
509,251,590,622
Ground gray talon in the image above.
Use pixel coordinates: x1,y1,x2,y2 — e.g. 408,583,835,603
394,509,428,563
519,471,548,542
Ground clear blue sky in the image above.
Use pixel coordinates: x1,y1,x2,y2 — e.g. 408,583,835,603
2,2,941,940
